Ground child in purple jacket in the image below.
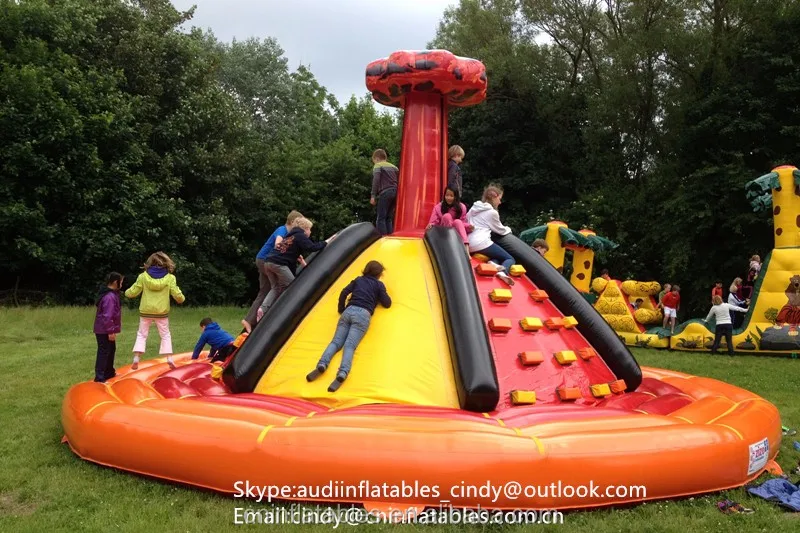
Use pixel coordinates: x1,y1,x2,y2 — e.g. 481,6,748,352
93,272,124,382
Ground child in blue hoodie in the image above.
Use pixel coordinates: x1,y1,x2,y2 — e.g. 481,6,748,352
192,317,236,362
306,260,391,392
257,217,332,321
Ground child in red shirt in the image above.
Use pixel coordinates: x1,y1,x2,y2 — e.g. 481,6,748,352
661,285,681,334
711,281,723,302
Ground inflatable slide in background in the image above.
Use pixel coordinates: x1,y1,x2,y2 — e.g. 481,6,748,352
670,165,800,353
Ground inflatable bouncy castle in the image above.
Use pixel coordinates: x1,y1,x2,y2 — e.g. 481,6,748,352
591,278,668,349
520,221,617,293
62,50,782,511
670,165,800,353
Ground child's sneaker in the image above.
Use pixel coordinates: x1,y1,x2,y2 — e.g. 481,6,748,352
306,364,326,382
131,361,139,370
328,372,347,393
167,357,176,370
497,271,515,286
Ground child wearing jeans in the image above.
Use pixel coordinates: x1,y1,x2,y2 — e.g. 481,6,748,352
467,184,515,286
192,317,236,362
93,272,124,382
427,186,472,253
125,252,185,369
306,260,391,392
258,217,331,322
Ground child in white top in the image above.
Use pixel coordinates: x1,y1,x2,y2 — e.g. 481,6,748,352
466,184,515,286
704,295,748,355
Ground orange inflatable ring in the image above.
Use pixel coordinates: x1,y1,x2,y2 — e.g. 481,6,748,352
62,355,781,510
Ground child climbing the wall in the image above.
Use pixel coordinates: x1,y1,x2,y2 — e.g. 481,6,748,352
306,260,392,392
531,239,549,256
631,298,644,311
447,145,465,197
467,184,515,286
661,285,680,334
192,317,236,362
427,186,472,253
258,217,331,321
125,252,185,370
242,210,304,333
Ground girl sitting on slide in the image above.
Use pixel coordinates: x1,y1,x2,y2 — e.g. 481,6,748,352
467,184,515,286
426,187,472,252
306,260,392,392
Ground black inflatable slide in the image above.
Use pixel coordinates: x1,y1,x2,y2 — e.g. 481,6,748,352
224,222,380,393
424,227,500,412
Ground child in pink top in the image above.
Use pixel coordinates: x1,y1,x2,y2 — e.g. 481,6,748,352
427,187,472,251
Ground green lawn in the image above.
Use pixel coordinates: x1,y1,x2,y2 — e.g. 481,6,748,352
1,306,800,532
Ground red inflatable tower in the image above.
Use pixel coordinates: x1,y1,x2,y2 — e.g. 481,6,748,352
365,50,487,236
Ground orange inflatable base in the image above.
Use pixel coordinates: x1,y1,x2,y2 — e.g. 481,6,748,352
62,353,782,511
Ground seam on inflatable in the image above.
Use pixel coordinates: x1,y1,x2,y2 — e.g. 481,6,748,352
529,436,545,455
135,398,156,405
715,424,744,440
306,412,316,418
178,394,197,400
104,384,123,403
705,398,761,424
284,416,298,427
672,416,693,424
634,409,648,414
257,425,274,444
85,400,117,416
639,391,657,397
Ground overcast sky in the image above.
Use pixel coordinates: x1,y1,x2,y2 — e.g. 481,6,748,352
171,0,457,106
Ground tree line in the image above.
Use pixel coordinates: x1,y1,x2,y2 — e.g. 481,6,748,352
0,0,400,306
3,0,799,319
433,0,800,317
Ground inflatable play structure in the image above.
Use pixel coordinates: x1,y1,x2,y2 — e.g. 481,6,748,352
590,278,668,349
62,50,782,511
520,221,618,293
668,165,800,353
518,223,669,347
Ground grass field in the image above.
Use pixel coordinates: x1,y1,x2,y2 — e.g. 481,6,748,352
1,306,800,532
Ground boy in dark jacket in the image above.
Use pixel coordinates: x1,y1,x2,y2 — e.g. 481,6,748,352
93,272,124,382
370,149,399,235
257,217,332,321
447,145,465,197
306,260,391,392
192,318,236,362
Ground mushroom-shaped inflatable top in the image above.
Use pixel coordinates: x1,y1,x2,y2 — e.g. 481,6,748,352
366,50,487,108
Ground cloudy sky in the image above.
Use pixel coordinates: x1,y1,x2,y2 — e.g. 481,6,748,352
171,0,457,105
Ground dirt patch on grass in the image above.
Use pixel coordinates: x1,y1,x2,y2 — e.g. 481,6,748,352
0,492,38,516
